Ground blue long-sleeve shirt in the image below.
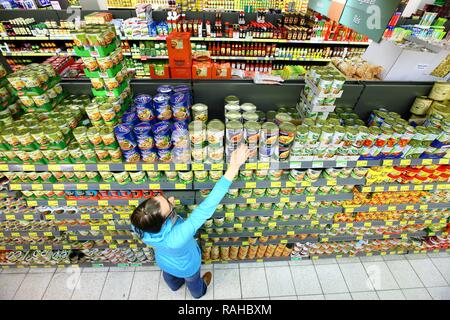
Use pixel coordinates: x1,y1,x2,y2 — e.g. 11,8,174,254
135,176,232,278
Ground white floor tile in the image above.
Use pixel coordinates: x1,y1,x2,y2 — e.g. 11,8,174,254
339,262,374,292
430,258,450,285
13,273,53,300
42,271,80,300
362,261,399,291
325,292,352,300
264,261,289,267
82,267,110,273
240,267,269,298
157,273,186,300
359,255,384,263
265,266,296,297
271,296,297,300
134,266,161,272
386,260,424,289
213,263,239,270
382,254,406,261
290,265,322,296
406,253,429,260
239,262,265,268
2,268,29,274
298,294,325,300
288,259,312,266
427,252,449,259
100,271,134,300
186,270,214,300
108,267,136,272
351,291,379,300
408,259,447,287
315,264,348,294
337,257,361,264
427,286,450,300
213,268,241,299
313,258,337,265
243,297,270,300
0,273,26,300
129,271,160,300
71,272,107,300
28,268,56,273
377,290,406,300
402,288,432,300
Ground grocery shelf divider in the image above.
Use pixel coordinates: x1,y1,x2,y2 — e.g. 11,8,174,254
205,192,355,204
203,256,291,264
358,182,450,193
0,242,146,251
200,228,326,239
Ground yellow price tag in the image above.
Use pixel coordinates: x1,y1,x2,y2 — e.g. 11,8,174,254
73,164,86,171
405,205,414,210
120,214,129,219
46,215,55,221
424,220,432,224
16,245,24,250
97,164,110,171
268,222,277,228
438,158,449,165
271,181,281,188
388,206,396,211
246,198,256,204
80,214,90,220
63,245,71,250
192,163,204,170
401,234,408,239
400,159,411,166
99,184,110,190
109,244,117,249
332,223,339,228
309,209,317,214
91,226,100,231
419,205,428,210
280,239,288,244
356,236,363,240
306,196,315,202
437,184,448,190
27,201,38,206
175,184,186,189
361,187,371,193
233,224,242,228
311,256,319,260
225,212,234,218
366,252,373,257
48,201,58,207
98,200,108,206
11,232,20,237
69,236,77,241
47,164,61,171
52,184,64,191
245,163,257,170
124,164,137,171
254,232,262,237
30,245,38,250
273,210,282,216
28,232,38,237
322,237,328,242
364,222,372,227
211,163,223,170
158,164,170,171
280,197,289,203
66,200,77,206
399,220,407,226
311,220,319,226
400,185,410,191
287,231,295,236
149,184,161,189
345,207,354,213
31,184,43,191
104,236,112,241
23,164,36,171
200,234,208,239
58,227,67,231
301,181,311,187
257,163,270,169
107,226,116,231
383,235,390,239
0,164,8,171
76,184,88,190
142,164,155,171
285,181,296,188
44,245,52,250
357,160,368,167
380,252,387,256
369,207,377,212
327,180,337,186
5,215,14,220
383,160,393,166
374,186,384,192
245,182,256,188
388,186,398,192
104,214,113,219
422,159,432,165
23,215,34,220
424,185,433,190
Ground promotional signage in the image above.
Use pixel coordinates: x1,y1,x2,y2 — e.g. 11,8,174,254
339,0,402,42
308,0,333,16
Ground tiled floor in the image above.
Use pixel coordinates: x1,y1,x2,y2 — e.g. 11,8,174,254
1,253,449,300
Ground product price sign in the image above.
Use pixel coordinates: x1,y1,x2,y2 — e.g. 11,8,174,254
211,164,223,170
175,164,189,170
271,181,282,188
0,164,8,171
158,164,171,171
97,164,110,171
124,164,138,171
439,158,449,165
383,160,393,166
142,164,155,171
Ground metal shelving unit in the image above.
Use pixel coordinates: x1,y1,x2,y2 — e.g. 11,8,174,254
206,192,355,204
358,182,450,193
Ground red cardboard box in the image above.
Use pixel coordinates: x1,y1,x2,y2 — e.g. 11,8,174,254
192,61,212,79
150,64,170,79
212,62,231,79
166,32,192,68
170,67,192,79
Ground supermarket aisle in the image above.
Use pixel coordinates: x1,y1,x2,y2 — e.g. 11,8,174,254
1,253,449,300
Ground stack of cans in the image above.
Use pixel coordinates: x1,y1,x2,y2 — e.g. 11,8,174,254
259,122,279,162
225,120,244,161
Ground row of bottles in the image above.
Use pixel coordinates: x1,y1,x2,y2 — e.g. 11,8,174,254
274,47,366,59
206,42,277,57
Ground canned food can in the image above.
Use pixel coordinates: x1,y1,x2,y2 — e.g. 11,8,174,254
133,122,154,151
152,121,172,149
122,147,141,162
153,94,172,121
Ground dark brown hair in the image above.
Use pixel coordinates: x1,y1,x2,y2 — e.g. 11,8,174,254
130,198,165,236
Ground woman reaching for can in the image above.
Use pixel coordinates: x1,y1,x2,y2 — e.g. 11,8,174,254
130,144,250,299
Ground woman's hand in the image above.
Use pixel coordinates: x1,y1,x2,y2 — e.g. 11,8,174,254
224,144,251,181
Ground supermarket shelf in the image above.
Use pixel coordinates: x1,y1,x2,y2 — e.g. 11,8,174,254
0,230,60,237
0,157,447,172
0,213,42,221
55,224,132,232
204,256,291,264
9,180,192,191
0,261,155,269
199,228,326,239
42,212,131,221
211,206,343,217
70,234,137,241
210,56,331,62
343,202,450,213
358,182,450,193
307,248,450,260
0,35,72,40
0,242,145,251
208,193,355,204
1,51,75,56
194,177,364,189
202,237,318,247
128,55,169,59
319,232,427,243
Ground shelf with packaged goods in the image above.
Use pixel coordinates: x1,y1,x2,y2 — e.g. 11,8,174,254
0,213,41,221
1,51,75,56
0,261,155,269
9,180,192,191
0,36,72,40
69,234,137,241
319,231,430,243
210,56,331,62
203,256,291,265
0,230,60,237
199,228,326,239
206,192,355,205
55,223,132,232
211,206,343,218
42,212,132,221
201,237,317,247
0,242,146,251
343,202,450,213
194,177,364,189
306,248,450,260
358,183,450,193
0,163,190,172
0,158,447,172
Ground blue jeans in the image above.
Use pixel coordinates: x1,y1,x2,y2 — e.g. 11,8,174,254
163,269,207,299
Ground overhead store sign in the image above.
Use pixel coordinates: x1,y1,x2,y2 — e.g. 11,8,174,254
309,0,402,42
339,0,402,42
